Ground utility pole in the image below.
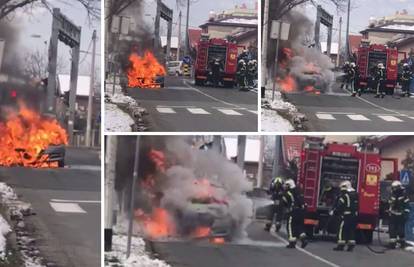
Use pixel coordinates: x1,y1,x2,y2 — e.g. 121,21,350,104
127,136,140,258
337,17,342,67
105,135,117,252
86,30,97,147
257,135,265,188
261,0,270,98
177,11,182,61
185,0,190,56
237,136,246,170
345,0,351,61
154,0,161,51
271,136,281,179
68,42,81,145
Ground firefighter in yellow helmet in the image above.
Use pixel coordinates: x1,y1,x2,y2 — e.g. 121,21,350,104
330,180,358,252
265,176,284,232
282,179,308,249
388,180,410,249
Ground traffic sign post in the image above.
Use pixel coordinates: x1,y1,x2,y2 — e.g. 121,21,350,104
400,169,412,186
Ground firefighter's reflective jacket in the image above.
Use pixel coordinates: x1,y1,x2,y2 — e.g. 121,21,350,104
282,187,305,213
333,189,358,217
389,190,410,217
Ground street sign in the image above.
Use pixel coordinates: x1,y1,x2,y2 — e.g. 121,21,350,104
270,21,290,40
400,169,412,186
111,16,120,33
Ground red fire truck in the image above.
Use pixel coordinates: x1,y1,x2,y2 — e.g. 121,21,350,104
297,137,398,243
356,43,403,94
194,35,238,87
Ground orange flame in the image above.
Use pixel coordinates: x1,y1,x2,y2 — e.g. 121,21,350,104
0,104,68,167
210,237,225,244
136,208,176,238
277,75,297,92
127,51,166,88
149,149,166,172
191,226,211,238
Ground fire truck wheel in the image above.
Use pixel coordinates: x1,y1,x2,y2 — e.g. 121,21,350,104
223,81,234,88
356,229,373,244
195,79,204,86
305,225,314,239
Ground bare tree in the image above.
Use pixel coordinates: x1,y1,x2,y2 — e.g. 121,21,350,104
0,0,100,21
24,49,65,79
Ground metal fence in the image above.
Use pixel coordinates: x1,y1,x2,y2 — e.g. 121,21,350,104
72,129,101,148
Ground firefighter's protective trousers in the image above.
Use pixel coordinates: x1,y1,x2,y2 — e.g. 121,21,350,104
389,214,406,244
287,208,306,243
267,201,283,228
337,214,357,245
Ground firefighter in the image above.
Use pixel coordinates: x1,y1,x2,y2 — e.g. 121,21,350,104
348,62,357,96
238,49,250,62
211,58,222,87
340,61,350,89
375,63,387,98
282,179,308,249
350,63,362,96
237,59,247,90
388,180,410,249
401,63,413,97
330,181,358,252
265,176,284,232
247,60,257,89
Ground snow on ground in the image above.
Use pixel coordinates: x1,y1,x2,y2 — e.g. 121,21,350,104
261,109,294,132
261,88,296,132
105,234,171,267
105,103,134,132
0,215,11,260
406,241,414,253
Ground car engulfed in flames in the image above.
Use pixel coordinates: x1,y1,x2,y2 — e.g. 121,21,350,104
127,51,166,88
0,104,68,168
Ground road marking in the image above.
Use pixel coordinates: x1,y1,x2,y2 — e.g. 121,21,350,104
51,199,100,204
187,108,210,114
218,109,243,116
316,113,336,120
248,110,258,114
270,231,340,267
50,202,86,213
317,112,355,115
347,114,370,121
378,115,403,122
156,107,176,114
342,87,408,117
183,80,241,108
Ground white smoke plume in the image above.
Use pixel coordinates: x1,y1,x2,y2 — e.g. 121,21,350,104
138,137,254,240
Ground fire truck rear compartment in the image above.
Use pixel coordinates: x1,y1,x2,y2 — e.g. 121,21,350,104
207,45,227,69
368,51,387,72
318,156,359,210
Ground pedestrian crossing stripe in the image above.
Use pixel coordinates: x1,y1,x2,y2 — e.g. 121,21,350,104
154,107,255,116
316,113,411,122
187,108,210,114
50,202,86,213
316,113,336,120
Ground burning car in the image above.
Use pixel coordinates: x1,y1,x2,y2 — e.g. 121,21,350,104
127,51,166,88
0,104,68,168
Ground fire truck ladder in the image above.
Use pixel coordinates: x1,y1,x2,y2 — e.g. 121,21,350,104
303,151,319,210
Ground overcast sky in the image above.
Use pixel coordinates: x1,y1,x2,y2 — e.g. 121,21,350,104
142,0,257,36
306,0,414,43
13,0,100,76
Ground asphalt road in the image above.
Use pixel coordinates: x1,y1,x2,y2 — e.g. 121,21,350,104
150,220,414,267
284,81,414,132
126,76,258,132
0,147,100,267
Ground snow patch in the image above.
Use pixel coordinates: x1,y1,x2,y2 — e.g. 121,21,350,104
406,241,414,253
105,234,171,267
105,103,134,132
261,109,294,132
0,215,11,260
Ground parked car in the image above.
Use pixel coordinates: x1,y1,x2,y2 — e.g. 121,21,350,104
167,61,183,76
